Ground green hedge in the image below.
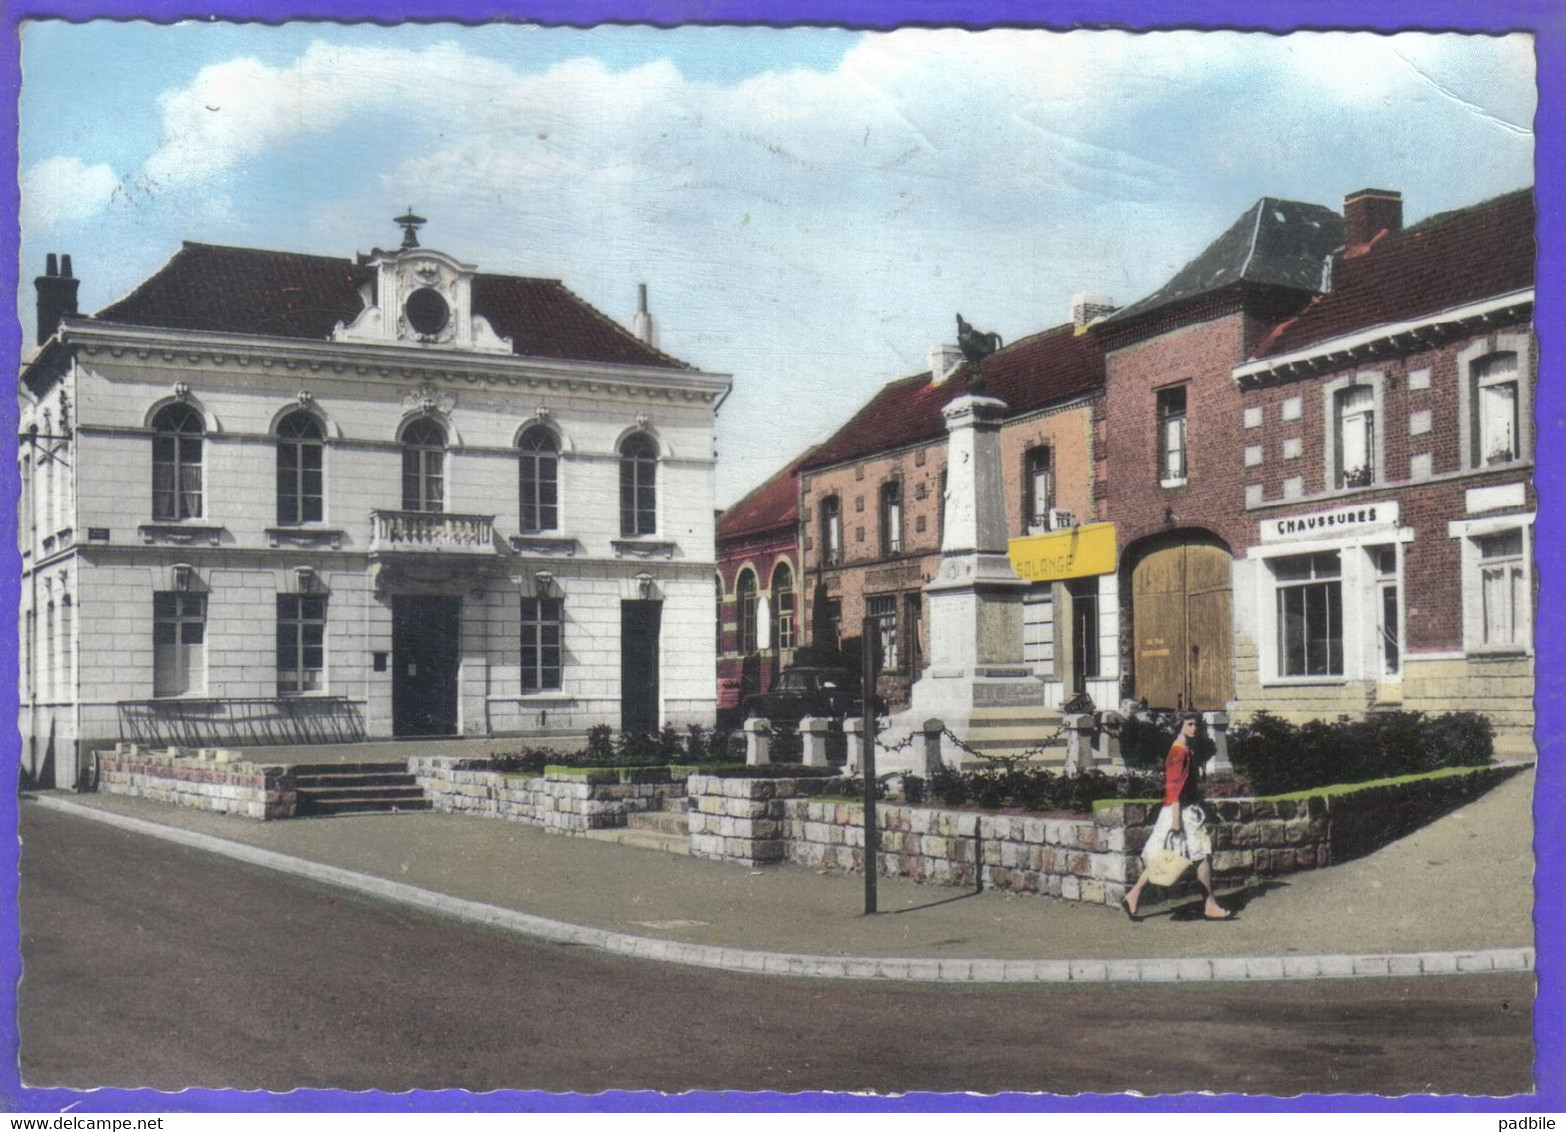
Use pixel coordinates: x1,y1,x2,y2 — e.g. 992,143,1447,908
701,763,843,779
1230,710,1493,795
912,765,1162,815
478,725,743,776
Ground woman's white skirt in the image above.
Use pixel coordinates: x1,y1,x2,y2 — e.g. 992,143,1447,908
1141,803,1212,866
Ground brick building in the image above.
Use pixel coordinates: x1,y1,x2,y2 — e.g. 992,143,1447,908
797,317,1108,713
1095,187,1535,755
715,451,809,724
1229,189,1535,754
1096,196,1345,713
18,220,730,788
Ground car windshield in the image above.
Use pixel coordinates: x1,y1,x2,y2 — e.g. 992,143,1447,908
778,671,815,691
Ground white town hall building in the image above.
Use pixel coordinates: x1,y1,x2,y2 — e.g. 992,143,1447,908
19,216,729,788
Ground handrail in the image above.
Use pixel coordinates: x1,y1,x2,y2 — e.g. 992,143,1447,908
116,695,366,748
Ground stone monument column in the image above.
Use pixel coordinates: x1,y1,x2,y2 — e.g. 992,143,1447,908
890,392,1043,764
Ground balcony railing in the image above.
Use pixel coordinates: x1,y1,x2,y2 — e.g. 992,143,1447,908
370,510,496,553
117,696,366,748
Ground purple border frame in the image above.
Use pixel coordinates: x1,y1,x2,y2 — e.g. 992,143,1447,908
0,0,1558,1113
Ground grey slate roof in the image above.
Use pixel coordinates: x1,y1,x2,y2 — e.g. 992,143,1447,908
1103,197,1345,326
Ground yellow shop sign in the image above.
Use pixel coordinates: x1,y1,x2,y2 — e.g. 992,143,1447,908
1007,522,1117,582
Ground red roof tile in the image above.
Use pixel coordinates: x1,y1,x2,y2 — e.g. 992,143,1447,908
1254,189,1535,359
92,241,687,369
800,322,1104,472
718,449,814,540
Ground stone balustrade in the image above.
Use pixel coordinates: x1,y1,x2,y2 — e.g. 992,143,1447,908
369,509,496,553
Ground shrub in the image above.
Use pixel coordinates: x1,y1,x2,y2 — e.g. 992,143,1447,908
585,724,615,764
1118,714,1175,770
685,724,710,763
1230,710,1494,795
920,763,1159,815
704,763,842,779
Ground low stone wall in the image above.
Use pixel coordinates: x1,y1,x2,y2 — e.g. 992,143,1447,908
691,764,1523,908
686,774,847,866
95,746,295,820
787,801,1128,903
411,758,686,834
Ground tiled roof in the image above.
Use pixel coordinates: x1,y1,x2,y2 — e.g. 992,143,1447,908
800,322,1104,472
1104,197,1344,327
1253,189,1535,359
718,448,815,541
91,241,687,369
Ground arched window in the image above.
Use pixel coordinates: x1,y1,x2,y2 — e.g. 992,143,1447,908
518,425,560,532
276,412,324,524
151,403,205,520
772,562,795,650
716,575,725,654
736,570,759,656
619,432,658,536
401,418,446,513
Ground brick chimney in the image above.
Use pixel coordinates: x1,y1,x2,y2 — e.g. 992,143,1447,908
1343,189,1402,256
35,252,80,344
1070,292,1116,329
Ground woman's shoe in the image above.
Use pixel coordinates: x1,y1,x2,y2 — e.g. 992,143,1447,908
1122,900,1141,923
1204,908,1235,921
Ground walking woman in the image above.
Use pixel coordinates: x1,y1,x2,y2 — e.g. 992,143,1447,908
1123,711,1232,921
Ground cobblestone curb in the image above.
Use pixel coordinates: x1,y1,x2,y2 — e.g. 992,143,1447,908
33,795,1534,985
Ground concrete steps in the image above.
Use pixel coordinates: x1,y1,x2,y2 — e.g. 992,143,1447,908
292,763,432,817
583,797,691,854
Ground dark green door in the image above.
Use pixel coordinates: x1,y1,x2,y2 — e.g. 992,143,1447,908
620,600,661,735
393,595,461,737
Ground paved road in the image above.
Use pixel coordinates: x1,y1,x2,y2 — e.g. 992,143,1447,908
20,804,1532,1096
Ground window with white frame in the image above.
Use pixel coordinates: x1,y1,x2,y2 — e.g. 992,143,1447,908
820,496,842,567
1024,446,1052,530
518,425,560,532
152,404,205,520
154,591,207,696
1273,552,1342,677
521,596,563,691
736,570,759,656
867,593,898,671
1158,387,1187,484
1477,530,1527,648
1372,545,1400,676
880,481,902,555
276,594,326,694
1473,352,1520,466
1335,386,1376,488
772,563,795,650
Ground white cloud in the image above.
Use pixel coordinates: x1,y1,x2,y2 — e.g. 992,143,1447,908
21,155,120,227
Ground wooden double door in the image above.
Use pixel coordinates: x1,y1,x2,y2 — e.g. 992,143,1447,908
1131,535,1232,711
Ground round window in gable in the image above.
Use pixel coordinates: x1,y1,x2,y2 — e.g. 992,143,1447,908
405,287,450,336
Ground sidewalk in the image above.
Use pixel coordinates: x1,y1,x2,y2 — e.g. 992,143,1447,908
29,765,1536,982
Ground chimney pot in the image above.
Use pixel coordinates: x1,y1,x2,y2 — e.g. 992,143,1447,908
61,254,73,278
45,253,57,277
631,283,658,348
1343,188,1402,253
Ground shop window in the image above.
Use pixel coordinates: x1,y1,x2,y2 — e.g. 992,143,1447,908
152,404,205,520
1477,530,1527,648
1274,552,1342,677
276,594,326,694
736,570,759,656
518,425,560,532
521,597,564,691
820,496,842,567
276,411,324,524
772,563,795,650
1473,352,1520,466
1024,446,1053,530
1335,385,1376,488
880,481,902,555
1158,387,1187,485
155,591,207,696
867,593,899,671
401,418,446,513
619,432,658,536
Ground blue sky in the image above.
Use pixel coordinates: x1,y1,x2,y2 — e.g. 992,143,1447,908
17,22,1536,505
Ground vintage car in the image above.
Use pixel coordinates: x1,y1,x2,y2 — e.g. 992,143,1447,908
739,665,877,725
